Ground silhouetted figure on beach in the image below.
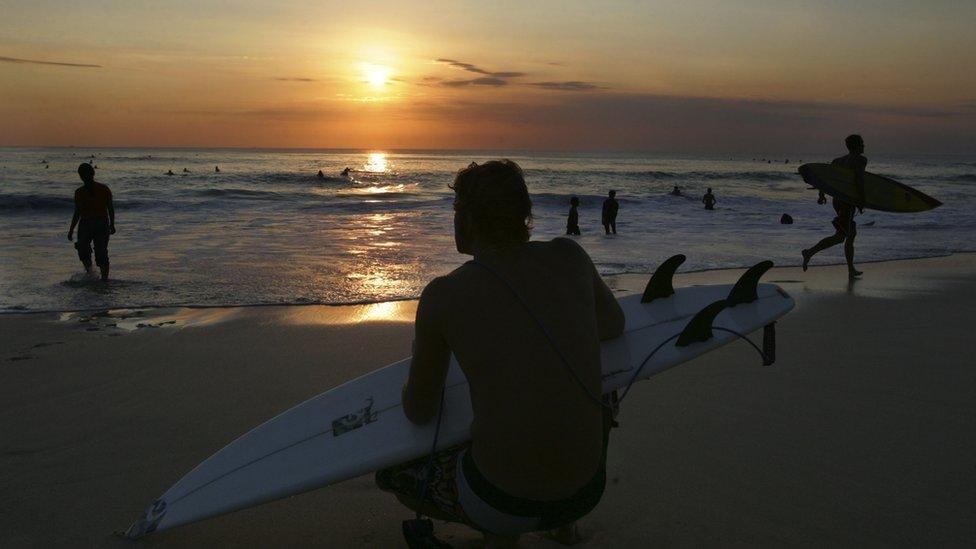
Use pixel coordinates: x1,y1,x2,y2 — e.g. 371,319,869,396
183,168,190,173
341,167,351,177
702,188,716,210
166,170,174,176
215,165,220,173
317,170,325,179
376,160,623,548
67,163,115,281
802,134,867,278
566,196,581,235
602,190,618,234
670,185,682,196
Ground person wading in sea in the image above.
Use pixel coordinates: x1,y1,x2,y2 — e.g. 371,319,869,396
67,163,116,281
375,160,624,548
601,190,619,235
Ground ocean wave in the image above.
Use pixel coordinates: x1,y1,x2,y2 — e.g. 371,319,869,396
528,168,796,182
192,188,283,199
0,193,154,211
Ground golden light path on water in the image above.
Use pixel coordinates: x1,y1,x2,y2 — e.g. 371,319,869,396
363,152,388,173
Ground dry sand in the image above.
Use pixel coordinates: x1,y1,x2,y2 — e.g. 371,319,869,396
1,255,974,547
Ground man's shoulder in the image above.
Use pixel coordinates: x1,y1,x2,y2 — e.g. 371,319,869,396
95,182,112,194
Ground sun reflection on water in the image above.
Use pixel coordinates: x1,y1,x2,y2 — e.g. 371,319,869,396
363,152,388,173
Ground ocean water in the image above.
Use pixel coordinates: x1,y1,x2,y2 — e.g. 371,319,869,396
0,147,973,312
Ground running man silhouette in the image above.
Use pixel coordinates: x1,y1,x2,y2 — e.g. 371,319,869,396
801,134,867,278
67,163,116,280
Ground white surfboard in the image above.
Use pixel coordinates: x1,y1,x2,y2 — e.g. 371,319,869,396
125,269,794,538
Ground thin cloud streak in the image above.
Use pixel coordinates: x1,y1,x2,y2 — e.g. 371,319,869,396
531,81,600,91
435,58,525,78
441,77,508,87
274,77,317,82
0,55,101,68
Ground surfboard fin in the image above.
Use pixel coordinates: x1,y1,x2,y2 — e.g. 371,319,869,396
676,300,728,347
727,260,773,307
641,254,686,303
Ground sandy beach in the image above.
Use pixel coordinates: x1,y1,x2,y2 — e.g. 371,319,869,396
2,254,974,548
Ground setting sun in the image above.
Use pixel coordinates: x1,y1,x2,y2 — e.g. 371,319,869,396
362,63,391,88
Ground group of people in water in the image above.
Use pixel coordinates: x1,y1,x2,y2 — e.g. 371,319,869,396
561,135,868,280
565,185,716,235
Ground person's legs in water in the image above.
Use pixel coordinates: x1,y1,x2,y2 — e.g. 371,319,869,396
610,220,616,235
92,219,111,281
75,220,95,274
602,222,610,235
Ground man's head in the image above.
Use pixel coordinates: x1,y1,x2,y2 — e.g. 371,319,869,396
707,187,712,193
570,196,579,206
608,190,616,198
450,160,532,254
845,134,864,154
78,163,95,184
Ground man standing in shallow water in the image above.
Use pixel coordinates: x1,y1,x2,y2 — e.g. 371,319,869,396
67,163,116,281
375,160,624,547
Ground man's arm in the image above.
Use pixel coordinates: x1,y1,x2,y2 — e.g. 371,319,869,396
854,156,867,209
107,190,116,234
68,205,79,241
402,279,451,424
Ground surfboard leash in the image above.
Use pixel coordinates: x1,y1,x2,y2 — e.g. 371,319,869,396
402,389,452,549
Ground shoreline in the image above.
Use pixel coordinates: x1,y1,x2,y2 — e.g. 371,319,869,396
2,253,974,546
3,250,973,316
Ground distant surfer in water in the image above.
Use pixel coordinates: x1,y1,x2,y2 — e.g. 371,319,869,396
67,163,115,281
702,188,716,210
316,170,325,179
670,185,682,196
341,167,351,177
601,190,618,235
801,134,867,278
566,196,581,235
377,160,624,548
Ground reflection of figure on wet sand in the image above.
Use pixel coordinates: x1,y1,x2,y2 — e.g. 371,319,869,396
702,188,716,210
566,196,580,235
67,163,116,281
602,190,618,235
802,135,867,279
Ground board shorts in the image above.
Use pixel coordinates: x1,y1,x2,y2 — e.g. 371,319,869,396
831,216,857,238
76,217,111,267
375,408,612,535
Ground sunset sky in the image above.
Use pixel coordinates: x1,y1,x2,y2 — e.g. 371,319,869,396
2,0,974,153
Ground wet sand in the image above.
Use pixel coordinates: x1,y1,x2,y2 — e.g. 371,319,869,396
1,254,974,547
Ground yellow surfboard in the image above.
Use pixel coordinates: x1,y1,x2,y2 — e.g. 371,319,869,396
798,163,942,213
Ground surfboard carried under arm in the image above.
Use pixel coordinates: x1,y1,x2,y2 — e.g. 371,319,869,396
798,163,942,213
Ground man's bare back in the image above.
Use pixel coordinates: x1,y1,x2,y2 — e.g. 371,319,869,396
405,238,623,500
